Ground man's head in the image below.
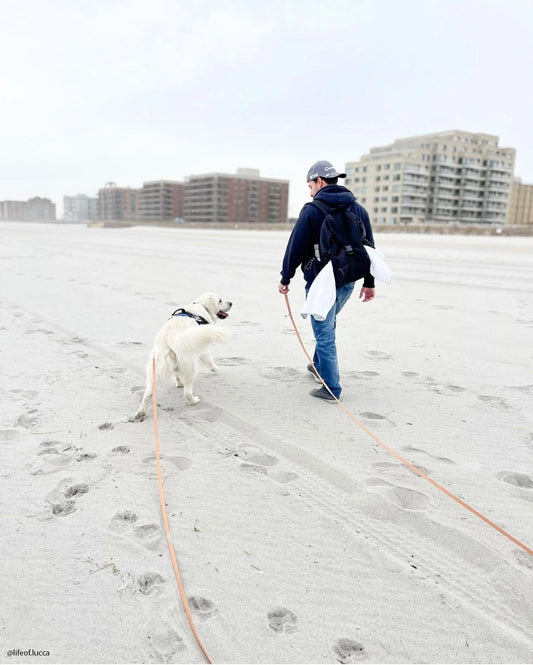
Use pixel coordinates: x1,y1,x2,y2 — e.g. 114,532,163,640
306,160,347,196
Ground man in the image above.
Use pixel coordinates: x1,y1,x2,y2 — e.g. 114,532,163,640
278,160,375,401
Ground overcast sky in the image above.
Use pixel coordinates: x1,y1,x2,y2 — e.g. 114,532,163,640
1,0,532,217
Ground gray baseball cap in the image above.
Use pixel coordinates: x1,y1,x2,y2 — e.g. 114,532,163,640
306,160,347,182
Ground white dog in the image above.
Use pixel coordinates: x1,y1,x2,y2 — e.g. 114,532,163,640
132,292,232,421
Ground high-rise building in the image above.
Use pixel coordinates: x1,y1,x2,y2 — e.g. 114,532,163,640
0,198,56,221
184,169,289,224
0,200,26,220
63,194,98,222
137,180,185,221
345,130,515,225
97,182,137,220
25,197,56,221
509,178,533,225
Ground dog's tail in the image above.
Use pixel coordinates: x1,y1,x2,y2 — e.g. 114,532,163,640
170,326,230,356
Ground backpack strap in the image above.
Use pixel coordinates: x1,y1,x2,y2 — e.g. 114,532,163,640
309,199,331,217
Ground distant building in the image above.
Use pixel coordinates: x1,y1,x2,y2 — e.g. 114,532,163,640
63,194,98,222
0,197,56,221
345,130,515,225
184,168,289,224
26,197,56,221
137,180,185,221
0,200,26,221
509,178,533,225
97,182,137,220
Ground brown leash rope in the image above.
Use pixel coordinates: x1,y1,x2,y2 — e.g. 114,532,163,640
284,293,533,557
152,357,213,664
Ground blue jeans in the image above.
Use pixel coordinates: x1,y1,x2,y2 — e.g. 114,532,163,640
306,282,355,398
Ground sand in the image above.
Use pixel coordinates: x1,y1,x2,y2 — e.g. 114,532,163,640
1,221,532,664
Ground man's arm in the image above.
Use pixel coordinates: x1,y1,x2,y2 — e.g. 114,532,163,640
278,205,314,290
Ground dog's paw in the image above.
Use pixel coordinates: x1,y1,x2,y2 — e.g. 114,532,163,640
186,396,200,406
129,412,146,423
210,365,219,373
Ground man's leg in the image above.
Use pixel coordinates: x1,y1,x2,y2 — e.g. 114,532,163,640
310,282,355,398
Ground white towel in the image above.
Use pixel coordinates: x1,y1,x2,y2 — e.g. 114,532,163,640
300,261,336,321
365,246,392,284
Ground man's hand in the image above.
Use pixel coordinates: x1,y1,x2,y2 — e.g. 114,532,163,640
278,282,289,294
359,287,375,302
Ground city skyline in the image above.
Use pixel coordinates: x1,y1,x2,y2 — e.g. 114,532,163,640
1,0,532,218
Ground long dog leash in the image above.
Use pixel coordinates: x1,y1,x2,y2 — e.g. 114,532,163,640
152,357,213,663
283,293,533,557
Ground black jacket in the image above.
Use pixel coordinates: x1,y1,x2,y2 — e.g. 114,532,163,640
280,185,375,288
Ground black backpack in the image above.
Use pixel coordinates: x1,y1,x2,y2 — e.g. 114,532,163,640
310,199,371,288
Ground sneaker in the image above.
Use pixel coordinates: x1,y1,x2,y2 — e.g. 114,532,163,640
307,363,322,384
309,387,338,402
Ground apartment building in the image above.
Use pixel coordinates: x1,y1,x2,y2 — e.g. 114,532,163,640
0,198,56,221
184,168,289,224
0,200,26,220
345,130,515,225
97,182,137,220
26,197,57,221
63,194,98,222
137,180,185,221
509,178,533,225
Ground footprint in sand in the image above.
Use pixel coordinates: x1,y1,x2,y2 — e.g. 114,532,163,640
402,445,455,465
499,472,533,489
260,367,301,381
333,638,366,663
188,596,218,620
98,422,115,431
364,350,392,361
17,410,40,429
477,394,509,409
237,446,297,484
76,451,97,462
359,411,386,421
142,454,192,471
359,411,396,427
268,470,299,484
135,573,165,595
267,607,297,633
147,628,185,661
133,523,162,549
346,370,380,379
64,483,89,498
514,550,533,570
109,511,139,531
216,356,251,366
240,463,268,476
239,446,279,468
365,478,429,510
34,441,77,474
111,445,130,454
46,479,89,516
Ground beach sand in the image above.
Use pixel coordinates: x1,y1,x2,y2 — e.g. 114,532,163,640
1,222,532,664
